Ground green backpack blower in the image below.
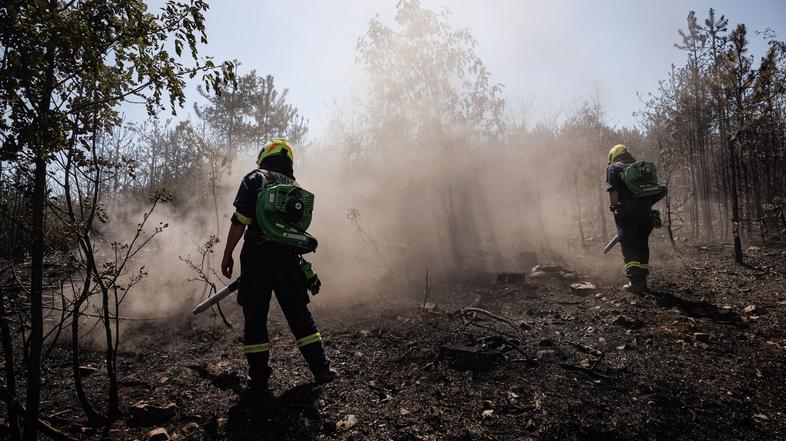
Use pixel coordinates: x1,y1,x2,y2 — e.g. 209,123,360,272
620,160,667,200
255,179,318,253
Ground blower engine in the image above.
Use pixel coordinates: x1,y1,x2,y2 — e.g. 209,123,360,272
620,160,667,200
256,182,318,253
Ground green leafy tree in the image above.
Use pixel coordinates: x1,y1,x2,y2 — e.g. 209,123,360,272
356,0,505,146
195,70,308,159
0,1,233,437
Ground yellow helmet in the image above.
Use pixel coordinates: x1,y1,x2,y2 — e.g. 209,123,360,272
256,138,294,166
608,144,627,165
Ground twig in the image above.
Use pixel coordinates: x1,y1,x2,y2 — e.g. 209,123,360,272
44,305,176,322
590,350,606,372
567,341,607,371
461,307,523,335
675,250,700,286
179,254,233,328
567,341,604,357
422,270,432,308
0,387,78,441
212,292,233,329
558,363,617,381
10,263,31,296
465,320,523,345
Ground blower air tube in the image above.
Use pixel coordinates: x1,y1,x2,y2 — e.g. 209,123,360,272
192,279,240,315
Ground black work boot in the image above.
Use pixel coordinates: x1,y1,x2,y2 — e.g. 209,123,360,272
299,339,335,384
241,376,273,403
312,367,339,384
623,277,647,295
243,354,272,400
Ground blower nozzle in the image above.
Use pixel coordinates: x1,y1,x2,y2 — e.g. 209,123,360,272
192,279,240,315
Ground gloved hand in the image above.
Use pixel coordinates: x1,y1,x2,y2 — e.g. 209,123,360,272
650,209,663,228
307,274,321,295
300,258,321,295
610,203,626,220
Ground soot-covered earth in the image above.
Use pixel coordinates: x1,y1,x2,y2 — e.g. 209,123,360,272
3,243,786,440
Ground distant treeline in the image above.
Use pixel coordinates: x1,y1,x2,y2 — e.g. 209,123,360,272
638,9,786,262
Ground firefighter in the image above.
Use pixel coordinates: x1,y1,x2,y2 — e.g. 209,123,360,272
606,144,664,294
220,138,337,394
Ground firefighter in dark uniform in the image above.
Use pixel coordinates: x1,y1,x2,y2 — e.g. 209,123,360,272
220,138,337,393
606,144,661,294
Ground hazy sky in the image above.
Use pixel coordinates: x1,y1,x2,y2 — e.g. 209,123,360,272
134,0,786,138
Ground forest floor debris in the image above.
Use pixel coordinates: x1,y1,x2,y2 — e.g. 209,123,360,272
2,245,786,440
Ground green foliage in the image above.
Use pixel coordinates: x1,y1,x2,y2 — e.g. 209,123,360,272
0,3,234,435
194,70,308,157
0,0,235,163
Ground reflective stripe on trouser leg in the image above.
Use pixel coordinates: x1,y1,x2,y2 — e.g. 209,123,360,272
244,342,271,354
244,342,272,383
619,218,653,280
624,261,649,270
624,261,649,279
273,276,329,371
296,332,322,347
295,332,330,372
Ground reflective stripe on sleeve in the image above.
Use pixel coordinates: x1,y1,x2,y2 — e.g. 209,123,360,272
234,211,252,225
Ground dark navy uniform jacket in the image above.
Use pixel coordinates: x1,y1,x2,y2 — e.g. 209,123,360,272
231,168,297,241
606,161,629,195
231,170,266,227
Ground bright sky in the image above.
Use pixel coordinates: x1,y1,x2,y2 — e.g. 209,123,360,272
131,0,786,137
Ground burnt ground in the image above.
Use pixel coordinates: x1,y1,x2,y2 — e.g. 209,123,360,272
3,244,786,440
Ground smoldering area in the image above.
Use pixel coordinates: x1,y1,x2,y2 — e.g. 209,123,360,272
83,125,658,330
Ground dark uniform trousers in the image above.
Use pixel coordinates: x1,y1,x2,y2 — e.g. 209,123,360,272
238,239,329,382
615,208,654,283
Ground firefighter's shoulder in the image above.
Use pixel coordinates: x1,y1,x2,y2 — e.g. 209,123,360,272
240,169,267,190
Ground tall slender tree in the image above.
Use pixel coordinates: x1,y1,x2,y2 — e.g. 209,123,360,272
0,1,233,437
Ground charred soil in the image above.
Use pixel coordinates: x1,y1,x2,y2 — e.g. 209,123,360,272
3,244,786,440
